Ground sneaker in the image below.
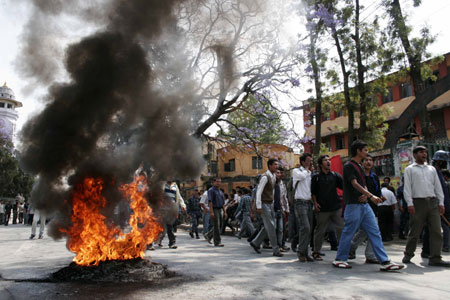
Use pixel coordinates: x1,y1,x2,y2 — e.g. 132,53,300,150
428,260,450,267
207,235,213,244
380,261,405,271
273,252,284,257
262,244,272,249
250,242,261,254
189,232,194,238
169,244,178,249
29,234,35,240
281,246,290,252
38,234,43,239
298,254,314,262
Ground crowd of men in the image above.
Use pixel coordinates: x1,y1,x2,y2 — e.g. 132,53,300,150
162,140,450,272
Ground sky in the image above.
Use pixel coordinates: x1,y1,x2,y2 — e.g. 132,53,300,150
0,0,449,144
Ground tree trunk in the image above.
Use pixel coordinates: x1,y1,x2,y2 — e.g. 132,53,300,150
310,32,324,156
333,30,354,156
354,0,367,139
388,0,430,139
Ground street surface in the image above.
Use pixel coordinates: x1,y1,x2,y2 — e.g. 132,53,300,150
0,224,449,300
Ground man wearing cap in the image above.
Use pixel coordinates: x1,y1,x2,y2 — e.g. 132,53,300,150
402,146,450,267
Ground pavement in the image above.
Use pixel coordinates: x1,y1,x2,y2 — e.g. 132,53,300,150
1,224,450,300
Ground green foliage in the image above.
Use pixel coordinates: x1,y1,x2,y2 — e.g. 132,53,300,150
0,138,34,198
218,93,287,145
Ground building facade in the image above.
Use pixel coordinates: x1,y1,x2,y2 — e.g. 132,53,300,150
0,83,22,141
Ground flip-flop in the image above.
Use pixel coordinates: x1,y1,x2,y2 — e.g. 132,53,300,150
333,261,352,269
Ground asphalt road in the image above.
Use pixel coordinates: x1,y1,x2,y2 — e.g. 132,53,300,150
1,224,449,300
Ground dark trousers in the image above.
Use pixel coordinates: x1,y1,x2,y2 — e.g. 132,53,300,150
4,212,11,225
378,206,394,241
159,222,176,246
399,203,410,238
207,208,223,245
404,198,443,262
190,214,200,234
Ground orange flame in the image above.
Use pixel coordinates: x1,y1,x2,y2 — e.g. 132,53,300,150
61,176,163,266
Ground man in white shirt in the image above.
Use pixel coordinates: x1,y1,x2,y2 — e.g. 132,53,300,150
249,158,283,257
378,183,397,242
402,145,450,267
293,153,313,262
200,187,212,238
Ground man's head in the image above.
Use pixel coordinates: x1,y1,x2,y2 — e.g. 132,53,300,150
383,177,391,184
432,150,448,170
211,177,221,188
276,166,285,181
193,190,199,197
413,145,428,164
267,158,279,173
362,154,373,171
300,153,313,169
317,155,330,172
351,140,368,159
381,182,389,188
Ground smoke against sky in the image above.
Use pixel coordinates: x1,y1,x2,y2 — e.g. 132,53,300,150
17,0,205,239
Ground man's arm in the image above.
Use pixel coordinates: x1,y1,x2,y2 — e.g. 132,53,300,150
174,185,186,211
280,182,289,214
256,175,268,211
350,179,381,203
335,173,344,190
434,170,445,207
403,168,414,207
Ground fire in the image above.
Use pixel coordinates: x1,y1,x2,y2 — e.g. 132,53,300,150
61,176,163,266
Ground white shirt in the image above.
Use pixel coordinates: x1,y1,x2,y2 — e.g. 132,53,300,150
200,191,209,212
293,166,311,201
403,162,444,207
379,187,397,206
256,170,276,209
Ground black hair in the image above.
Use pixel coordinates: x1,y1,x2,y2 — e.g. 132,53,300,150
383,177,391,183
381,182,389,188
300,153,312,163
350,140,368,157
317,155,329,167
211,177,221,182
232,189,236,194
278,166,285,172
362,154,373,162
267,158,278,168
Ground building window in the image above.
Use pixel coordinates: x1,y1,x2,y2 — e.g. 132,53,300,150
7,104,12,109
224,159,235,172
383,88,393,103
0,103,4,108
252,156,263,169
207,143,214,154
209,161,218,174
401,83,413,98
336,135,345,150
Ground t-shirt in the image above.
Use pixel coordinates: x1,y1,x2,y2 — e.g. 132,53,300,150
311,171,343,212
274,183,281,211
343,160,365,205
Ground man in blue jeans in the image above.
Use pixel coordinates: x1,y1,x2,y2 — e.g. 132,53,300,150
333,140,404,271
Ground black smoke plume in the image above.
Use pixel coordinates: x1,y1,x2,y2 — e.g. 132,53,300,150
18,0,205,239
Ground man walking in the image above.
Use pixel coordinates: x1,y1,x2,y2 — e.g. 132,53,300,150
311,155,344,261
275,166,290,252
30,208,46,239
235,188,255,239
293,153,314,262
250,158,283,257
333,140,404,271
402,146,450,267
187,190,202,239
159,180,186,249
348,154,382,264
206,178,225,247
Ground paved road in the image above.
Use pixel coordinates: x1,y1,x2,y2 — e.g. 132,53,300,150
0,224,449,300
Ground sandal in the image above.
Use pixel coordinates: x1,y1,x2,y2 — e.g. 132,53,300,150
313,252,323,261
333,260,352,269
380,261,405,271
